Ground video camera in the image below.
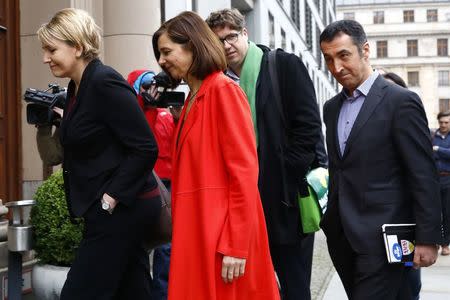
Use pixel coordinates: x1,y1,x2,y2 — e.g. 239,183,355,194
141,71,185,108
23,84,66,126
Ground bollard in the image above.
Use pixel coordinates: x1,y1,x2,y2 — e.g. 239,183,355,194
5,200,36,300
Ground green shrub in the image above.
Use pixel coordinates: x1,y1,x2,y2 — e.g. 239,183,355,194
30,170,83,266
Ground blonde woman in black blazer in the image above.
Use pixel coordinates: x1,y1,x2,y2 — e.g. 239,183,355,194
38,8,160,299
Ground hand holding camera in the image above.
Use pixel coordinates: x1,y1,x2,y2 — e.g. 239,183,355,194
140,71,185,108
23,84,66,126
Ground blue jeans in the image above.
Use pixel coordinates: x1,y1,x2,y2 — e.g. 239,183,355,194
151,243,171,300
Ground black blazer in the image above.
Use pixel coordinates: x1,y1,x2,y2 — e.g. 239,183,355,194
321,75,441,254
60,59,158,217
255,46,321,244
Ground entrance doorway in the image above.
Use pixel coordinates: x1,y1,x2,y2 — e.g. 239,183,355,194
0,0,22,202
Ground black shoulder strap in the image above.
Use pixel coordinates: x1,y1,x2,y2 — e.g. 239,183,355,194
268,49,286,129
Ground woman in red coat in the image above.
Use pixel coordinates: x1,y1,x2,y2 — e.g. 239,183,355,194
152,11,280,300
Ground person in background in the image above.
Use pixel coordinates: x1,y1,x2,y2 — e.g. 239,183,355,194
382,72,406,89
320,19,440,299
127,70,175,188
36,123,63,166
35,104,65,166
382,71,422,300
153,11,280,300
432,110,450,256
38,8,160,299
206,9,321,300
127,69,175,300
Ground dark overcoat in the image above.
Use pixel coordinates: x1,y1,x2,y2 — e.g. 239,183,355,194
256,46,321,244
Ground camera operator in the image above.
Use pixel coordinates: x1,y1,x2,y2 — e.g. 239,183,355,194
24,85,65,167
127,69,176,300
36,107,64,166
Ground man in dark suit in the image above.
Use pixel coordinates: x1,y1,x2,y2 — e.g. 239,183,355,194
206,9,321,300
319,20,441,299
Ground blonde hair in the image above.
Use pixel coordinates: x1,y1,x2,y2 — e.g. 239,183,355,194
37,8,102,60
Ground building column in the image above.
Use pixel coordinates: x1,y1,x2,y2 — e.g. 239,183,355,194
103,0,162,77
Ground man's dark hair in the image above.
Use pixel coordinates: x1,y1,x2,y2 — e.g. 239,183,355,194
437,110,450,120
320,20,367,55
383,72,407,88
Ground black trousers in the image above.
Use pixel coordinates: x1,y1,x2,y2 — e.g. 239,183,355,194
327,230,412,300
270,234,314,300
61,195,162,300
440,176,450,245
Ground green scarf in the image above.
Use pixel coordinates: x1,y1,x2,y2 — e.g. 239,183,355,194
239,41,263,145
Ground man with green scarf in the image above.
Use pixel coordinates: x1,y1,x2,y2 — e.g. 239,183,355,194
207,9,321,300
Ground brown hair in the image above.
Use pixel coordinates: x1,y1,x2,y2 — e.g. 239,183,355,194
205,8,246,31
37,8,101,60
152,11,227,81
438,110,450,120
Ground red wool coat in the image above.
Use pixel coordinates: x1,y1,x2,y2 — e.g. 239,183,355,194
168,72,280,300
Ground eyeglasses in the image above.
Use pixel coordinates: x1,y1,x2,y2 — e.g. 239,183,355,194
219,31,241,44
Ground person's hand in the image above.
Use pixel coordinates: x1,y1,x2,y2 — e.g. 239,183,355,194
148,85,160,99
221,255,246,283
141,85,160,107
413,244,438,268
102,193,118,210
53,107,64,118
433,145,439,151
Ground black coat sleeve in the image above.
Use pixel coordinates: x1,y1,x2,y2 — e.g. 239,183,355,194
392,89,441,245
94,72,158,205
278,52,321,179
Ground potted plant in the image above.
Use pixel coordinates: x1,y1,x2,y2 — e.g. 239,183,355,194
30,170,83,300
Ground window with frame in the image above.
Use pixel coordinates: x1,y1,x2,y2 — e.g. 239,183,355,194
407,72,419,87
438,71,450,86
373,11,384,24
438,39,448,56
291,0,300,30
403,10,414,23
377,41,388,58
291,41,295,53
427,9,438,22
305,3,313,48
281,28,286,50
440,99,450,112
407,40,418,57
343,12,354,20
316,25,322,69
269,12,275,49
313,0,320,9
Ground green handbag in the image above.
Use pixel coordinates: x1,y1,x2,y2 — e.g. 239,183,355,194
298,167,328,234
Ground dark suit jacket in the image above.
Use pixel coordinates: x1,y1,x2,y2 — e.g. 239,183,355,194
255,46,321,244
321,75,441,254
60,59,158,217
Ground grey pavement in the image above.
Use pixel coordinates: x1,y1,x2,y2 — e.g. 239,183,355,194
21,230,450,299
319,239,450,300
311,230,335,300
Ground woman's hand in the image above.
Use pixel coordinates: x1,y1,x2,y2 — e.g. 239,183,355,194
221,255,246,283
102,193,118,210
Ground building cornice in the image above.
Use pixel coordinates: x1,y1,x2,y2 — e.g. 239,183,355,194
368,31,450,38
337,1,450,10
371,56,450,67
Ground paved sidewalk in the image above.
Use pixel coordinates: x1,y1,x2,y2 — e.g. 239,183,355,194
310,230,335,300
322,248,450,299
